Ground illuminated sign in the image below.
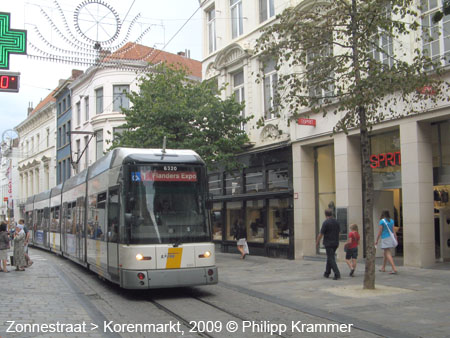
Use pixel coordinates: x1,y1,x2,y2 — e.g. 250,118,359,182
0,72,19,92
370,152,401,169
0,12,27,69
132,171,198,182
297,118,316,126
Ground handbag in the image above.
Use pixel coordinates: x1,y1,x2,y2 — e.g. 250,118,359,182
383,219,398,248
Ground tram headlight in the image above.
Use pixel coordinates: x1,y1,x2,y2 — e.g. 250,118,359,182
136,253,144,261
198,251,211,258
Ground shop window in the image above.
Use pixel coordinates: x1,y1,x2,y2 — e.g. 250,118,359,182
212,203,223,241
245,169,263,193
370,130,401,189
225,171,242,195
315,145,336,252
226,201,243,241
209,173,222,196
267,167,289,191
268,198,289,244
246,199,265,243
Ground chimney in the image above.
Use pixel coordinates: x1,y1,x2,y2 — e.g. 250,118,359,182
27,102,34,115
72,69,83,79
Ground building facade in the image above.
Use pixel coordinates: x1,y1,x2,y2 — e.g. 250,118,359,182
15,92,57,218
201,0,295,258
54,70,83,184
201,0,450,266
0,138,19,223
69,43,201,171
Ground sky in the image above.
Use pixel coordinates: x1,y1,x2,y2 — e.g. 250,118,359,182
0,0,202,144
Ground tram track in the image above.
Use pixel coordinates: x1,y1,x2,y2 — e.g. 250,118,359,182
146,288,289,338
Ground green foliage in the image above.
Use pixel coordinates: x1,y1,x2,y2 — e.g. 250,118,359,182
108,63,250,171
255,0,448,132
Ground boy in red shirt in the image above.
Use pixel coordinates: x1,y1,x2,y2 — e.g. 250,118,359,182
345,224,360,277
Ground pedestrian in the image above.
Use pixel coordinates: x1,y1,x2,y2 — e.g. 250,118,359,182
19,219,33,267
316,208,341,280
13,224,27,271
233,220,249,259
344,224,360,277
375,210,398,274
0,222,10,272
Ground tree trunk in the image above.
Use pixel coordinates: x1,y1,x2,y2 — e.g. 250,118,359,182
359,106,376,289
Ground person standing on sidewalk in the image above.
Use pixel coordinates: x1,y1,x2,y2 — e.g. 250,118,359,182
0,222,10,272
19,219,33,267
13,224,27,271
316,209,341,280
344,224,360,277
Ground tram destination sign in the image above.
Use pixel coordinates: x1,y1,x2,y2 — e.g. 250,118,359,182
132,170,198,182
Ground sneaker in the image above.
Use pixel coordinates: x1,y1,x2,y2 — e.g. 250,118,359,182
323,273,330,278
333,276,341,280
349,269,355,277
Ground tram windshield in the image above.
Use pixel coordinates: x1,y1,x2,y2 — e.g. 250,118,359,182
124,164,210,244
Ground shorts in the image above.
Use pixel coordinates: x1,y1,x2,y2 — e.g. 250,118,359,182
345,247,358,260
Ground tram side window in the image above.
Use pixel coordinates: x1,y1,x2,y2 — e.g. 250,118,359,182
43,207,50,231
66,203,73,234
108,188,119,243
71,202,78,235
88,193,106,240
36,210,43,231
51,207,60,232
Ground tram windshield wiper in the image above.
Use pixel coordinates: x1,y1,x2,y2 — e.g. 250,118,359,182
173,239,182,247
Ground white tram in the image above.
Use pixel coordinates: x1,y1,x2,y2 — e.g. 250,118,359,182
24,148,218,289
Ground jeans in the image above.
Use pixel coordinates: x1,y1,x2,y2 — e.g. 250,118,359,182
325,245,340,277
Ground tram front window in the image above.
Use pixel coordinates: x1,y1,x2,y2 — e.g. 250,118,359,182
125,165,210,244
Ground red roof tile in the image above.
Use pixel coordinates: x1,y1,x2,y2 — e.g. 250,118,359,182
104,42,201,78
29,89,57,115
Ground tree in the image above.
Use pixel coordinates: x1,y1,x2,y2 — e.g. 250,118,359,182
255,0,448,289
108,63,251,171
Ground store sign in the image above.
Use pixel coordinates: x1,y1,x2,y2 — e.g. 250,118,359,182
132,171,197,182
418,85,436,96
297,118,316,126
370,152,401,169
0,12,27,69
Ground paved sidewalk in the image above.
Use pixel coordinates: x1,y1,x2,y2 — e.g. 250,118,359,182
216,252,450,338
0,249,108,338
1,248,449,338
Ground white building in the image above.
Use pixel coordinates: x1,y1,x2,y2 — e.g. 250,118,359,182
200,0,450,267
0,138,19,223
69,43,201,171
15,92,57,217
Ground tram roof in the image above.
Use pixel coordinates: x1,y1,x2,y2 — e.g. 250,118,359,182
34,189,51,202
114,148,204,166
62,169,88,192
87,148,204,180
51,183,63,196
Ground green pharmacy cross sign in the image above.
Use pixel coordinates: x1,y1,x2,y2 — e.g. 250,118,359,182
0,12,27,70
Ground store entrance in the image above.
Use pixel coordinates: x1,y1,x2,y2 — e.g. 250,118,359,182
434,185,450,261
373,188,403,257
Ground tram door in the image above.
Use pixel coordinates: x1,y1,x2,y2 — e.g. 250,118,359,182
107,187,119,281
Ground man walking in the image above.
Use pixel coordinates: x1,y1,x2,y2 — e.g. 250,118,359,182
316,209,341,280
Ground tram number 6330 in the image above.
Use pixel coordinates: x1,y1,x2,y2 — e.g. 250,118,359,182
164,166,178,171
